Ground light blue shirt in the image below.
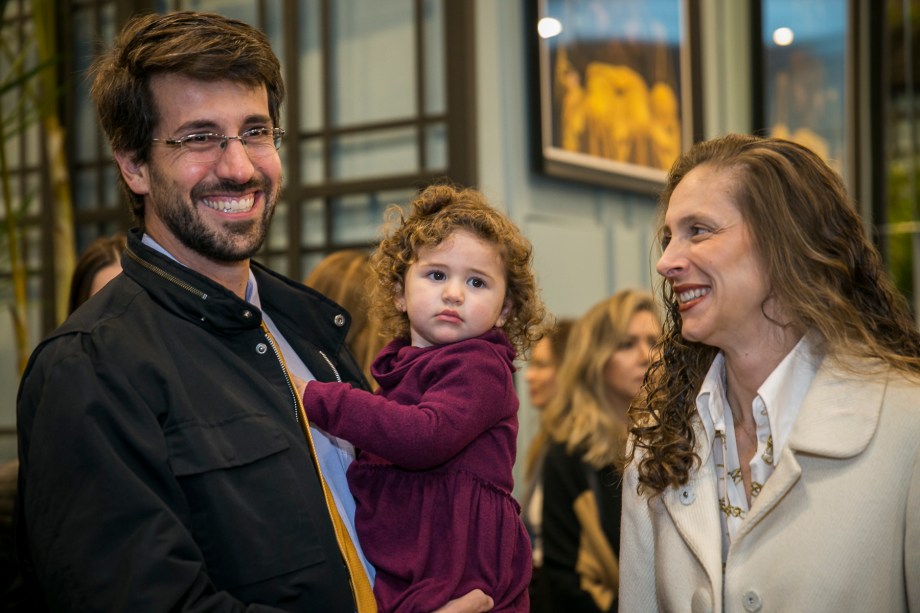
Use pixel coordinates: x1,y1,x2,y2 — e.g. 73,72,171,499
141,234,375,583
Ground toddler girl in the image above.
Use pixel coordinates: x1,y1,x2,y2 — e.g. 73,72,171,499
300,184,549,612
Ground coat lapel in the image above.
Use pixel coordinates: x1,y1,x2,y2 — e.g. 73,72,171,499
738,357,887,537
662,422,724,594
784,358,885,457
736,446,801,541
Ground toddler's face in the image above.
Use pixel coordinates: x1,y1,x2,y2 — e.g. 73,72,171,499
397,229,510,348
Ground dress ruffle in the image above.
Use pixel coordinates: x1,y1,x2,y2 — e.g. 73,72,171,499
349,462,530,613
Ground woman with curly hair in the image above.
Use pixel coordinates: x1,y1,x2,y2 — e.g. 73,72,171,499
621,133,920,611
539,290,659,613
297,184,550,612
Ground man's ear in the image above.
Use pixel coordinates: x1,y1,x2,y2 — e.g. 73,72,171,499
496,299,512,327
113,151,151,197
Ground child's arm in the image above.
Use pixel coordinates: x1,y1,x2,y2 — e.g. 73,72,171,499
302,341,515,469
294,377,497,613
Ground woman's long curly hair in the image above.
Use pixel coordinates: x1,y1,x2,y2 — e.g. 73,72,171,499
369,183,550,357
628,133,920,496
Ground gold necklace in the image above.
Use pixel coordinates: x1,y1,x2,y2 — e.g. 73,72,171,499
735,417,757,448
725,377,757,448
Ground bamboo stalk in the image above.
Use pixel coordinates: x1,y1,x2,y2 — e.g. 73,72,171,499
0,125,28,375
32,0,75,327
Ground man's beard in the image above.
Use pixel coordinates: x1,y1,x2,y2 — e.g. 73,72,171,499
148,169,279,263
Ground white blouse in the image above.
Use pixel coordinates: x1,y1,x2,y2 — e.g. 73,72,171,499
695,333,821,563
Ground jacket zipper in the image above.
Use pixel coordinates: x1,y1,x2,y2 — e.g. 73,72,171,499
261,331,343,424
131,246,365,609
261,325,301,423
261,334,365,611
318,350,342,383
128,246,342,426
124,247,209,299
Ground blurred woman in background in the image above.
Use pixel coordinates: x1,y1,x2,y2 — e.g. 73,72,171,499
67,233,127,314
538,289,659,612
305,249,385,389
520,318,574,612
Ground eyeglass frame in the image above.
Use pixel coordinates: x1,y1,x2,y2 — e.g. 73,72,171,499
151,127,285,161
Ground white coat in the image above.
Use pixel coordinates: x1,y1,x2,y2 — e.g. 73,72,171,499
620,357,920,612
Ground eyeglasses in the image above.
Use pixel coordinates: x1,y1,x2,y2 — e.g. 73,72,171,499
152,127,285,163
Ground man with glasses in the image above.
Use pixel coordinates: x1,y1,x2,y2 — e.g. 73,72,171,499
14,11,491,612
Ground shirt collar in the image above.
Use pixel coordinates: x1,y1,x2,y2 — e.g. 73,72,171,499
141,233,258,304
756,331,821,462
696,332,821,464
695,352,727,453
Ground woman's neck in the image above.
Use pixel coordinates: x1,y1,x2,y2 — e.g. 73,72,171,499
721,328,802,422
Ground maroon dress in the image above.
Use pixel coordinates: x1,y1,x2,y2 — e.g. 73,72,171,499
304,329,530,612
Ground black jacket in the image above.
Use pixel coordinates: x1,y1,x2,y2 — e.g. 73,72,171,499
15,229,369,612
541,441,621,613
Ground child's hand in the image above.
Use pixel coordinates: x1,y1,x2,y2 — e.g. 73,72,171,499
431,589,493,613
290,373,308,401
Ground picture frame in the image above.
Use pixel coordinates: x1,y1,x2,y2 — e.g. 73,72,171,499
752,0,856,193
532,0,702,195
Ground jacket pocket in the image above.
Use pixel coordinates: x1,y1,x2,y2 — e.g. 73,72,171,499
165,413,327,590
165,412,290,476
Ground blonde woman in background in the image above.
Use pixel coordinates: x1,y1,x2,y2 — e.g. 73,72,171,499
538,290,659,612
305,249,386,389
520,318,574,613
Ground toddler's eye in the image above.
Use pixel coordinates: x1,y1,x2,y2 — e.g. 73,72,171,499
468,277,486,289
427,270,446,281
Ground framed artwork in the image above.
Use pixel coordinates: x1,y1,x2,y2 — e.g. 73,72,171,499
753,0,854,190
532,0,702,194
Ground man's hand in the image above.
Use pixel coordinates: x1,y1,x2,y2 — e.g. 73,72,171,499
431,589,494,613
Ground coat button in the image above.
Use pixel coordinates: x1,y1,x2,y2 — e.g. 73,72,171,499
256,343,268,355
334,314,346,327
679,486,695,505
242,309,253,319
742,590,762,612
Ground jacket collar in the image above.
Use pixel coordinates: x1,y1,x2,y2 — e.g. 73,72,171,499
122,228,351,353
690,342,884,470
735,355,887,553
785,355,886,458
661,353,889,595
